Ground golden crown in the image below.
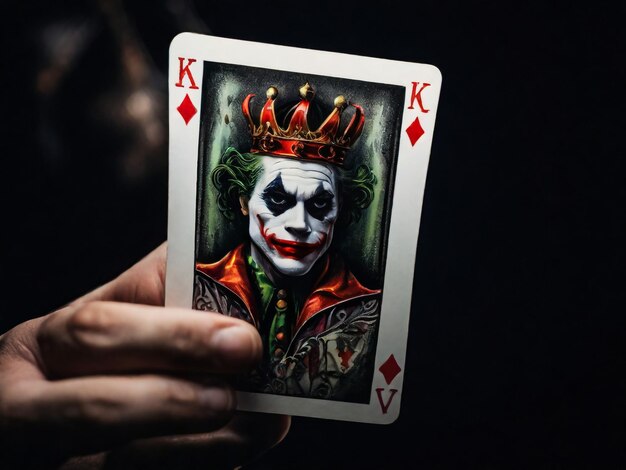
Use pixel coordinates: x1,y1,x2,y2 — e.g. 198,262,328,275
241,82,365,165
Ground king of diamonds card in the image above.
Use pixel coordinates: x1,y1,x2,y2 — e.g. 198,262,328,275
166,33,441,423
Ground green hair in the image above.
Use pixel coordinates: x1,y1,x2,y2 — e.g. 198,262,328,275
211,147,377,227
212,147,264,221
339,164,378,226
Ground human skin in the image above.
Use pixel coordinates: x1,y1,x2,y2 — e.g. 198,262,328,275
0,243,290,469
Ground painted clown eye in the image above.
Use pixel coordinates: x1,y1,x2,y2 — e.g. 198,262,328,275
269,194,288,205
306,192,334,220
261,178,296,216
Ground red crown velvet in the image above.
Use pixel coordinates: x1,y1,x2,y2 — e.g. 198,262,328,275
241,83,364,165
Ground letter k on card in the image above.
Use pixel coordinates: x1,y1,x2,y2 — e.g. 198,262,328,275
175,57,199,125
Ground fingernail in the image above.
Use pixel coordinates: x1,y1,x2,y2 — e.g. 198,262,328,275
211,326,258,367
197,383,235,412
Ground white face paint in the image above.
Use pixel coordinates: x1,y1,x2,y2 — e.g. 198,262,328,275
247,156,339,277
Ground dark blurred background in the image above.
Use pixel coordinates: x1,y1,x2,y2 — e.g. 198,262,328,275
2,1,624,468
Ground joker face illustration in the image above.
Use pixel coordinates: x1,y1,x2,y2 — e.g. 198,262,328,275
244,156,339,277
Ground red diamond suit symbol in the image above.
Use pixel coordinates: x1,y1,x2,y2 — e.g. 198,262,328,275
405,115,425,146
379,354,401,385
177,93,197,125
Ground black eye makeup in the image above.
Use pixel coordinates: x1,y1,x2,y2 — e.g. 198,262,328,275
305,187,335,220
261,175,296,216
260,175,335,219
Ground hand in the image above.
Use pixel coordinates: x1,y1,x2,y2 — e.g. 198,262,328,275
0,243,290,469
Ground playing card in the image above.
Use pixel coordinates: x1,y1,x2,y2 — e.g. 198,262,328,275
165,32,441,424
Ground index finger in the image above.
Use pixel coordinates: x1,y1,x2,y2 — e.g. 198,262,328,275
37,301,261,379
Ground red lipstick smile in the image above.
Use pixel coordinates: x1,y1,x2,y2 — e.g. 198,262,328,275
258,215,326,260
267,234,326,259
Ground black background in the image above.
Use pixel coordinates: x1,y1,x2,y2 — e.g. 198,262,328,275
2,1,624,468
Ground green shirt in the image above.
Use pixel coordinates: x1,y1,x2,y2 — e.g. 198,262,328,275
247,254,300,361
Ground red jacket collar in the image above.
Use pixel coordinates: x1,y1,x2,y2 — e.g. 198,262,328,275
196,244,380,329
